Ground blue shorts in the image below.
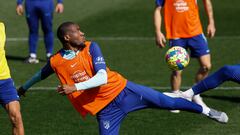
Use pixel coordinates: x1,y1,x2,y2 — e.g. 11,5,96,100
169,34,209,58
96,81,202,135
0,78,19,106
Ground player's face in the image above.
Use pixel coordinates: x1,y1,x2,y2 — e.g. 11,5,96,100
66,24,86,48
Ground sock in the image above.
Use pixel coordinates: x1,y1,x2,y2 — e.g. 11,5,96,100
193,94,201,99
30,53,37,58
201,105,211,116
46,53,52,58
182,88,194,98
172,90,180,93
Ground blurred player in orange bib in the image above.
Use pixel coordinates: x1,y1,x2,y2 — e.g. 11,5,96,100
18,22,227,135
154,0,216,111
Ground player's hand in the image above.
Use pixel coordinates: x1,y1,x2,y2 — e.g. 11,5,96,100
57,84,77,95
207,23,216,38
55,3,64,13
17,86,26,97
155,32,166,48
16,5,24,16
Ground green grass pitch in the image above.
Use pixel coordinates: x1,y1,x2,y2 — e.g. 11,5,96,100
1,0,240,134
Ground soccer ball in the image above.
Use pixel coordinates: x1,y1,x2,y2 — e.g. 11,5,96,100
165,46,190,71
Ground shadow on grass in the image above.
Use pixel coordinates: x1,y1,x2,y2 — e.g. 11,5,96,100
6,55,26,61
202,95,240,103
6,55,47,63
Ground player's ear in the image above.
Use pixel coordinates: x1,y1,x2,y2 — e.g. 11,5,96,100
64,35,70,42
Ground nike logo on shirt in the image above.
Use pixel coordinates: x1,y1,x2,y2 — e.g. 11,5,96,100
70,63,78,67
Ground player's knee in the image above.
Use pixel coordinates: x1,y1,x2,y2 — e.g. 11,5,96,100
200,64,211,73
222,65,234,71
42,25,53,34
167,100,178,110
9,111,23,127
220,65,234,77
29,26,38,34
29,30,38,35
43,29,52,34
172,70,182,76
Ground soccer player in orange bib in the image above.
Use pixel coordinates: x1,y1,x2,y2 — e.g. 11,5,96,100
18,22,227,135
154,0,216,110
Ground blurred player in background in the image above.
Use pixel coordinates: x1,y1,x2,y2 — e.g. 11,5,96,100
16,0,64,64
17,22,227,135
0,22,24,135
154,0,216,111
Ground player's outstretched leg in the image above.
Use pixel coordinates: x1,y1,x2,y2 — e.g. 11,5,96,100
182,64,240,100
163,91,228,123
126,81,228,124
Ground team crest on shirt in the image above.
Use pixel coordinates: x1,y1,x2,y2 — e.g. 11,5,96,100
103,120,110,129
174,0,189,12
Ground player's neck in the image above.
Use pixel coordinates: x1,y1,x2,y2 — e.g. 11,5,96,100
63,45,80,52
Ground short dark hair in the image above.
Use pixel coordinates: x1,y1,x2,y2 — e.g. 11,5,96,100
57,22,75,44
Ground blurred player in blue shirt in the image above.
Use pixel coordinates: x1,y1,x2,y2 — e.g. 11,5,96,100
16,0,64,63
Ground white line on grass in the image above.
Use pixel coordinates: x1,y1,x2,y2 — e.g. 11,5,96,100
22,86,240,91
6,37,154,41
6,35,240,42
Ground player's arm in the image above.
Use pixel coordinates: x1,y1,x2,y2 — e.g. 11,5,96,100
154,0,166,48
203,0,216,38
55,0,64,13
57,42,107,95
18,61,55,97
16,0,24,16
